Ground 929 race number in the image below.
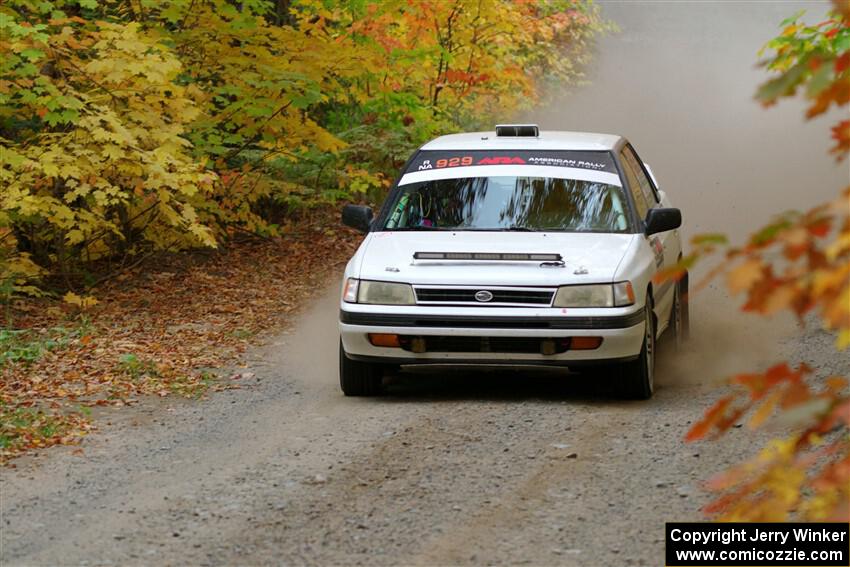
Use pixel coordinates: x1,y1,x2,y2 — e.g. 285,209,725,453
435,156,473,168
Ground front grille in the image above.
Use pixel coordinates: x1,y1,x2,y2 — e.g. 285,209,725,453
398,335,569,354
414,287,554,306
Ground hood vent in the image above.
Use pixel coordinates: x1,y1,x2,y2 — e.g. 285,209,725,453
414,252,561,262
495,123,539,137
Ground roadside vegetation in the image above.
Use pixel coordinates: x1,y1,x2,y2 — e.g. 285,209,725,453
1,220,360,461
0,0,608,461
669,3,849,521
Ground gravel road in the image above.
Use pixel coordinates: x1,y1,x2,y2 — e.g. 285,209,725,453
0,285,789,566
2,2,847,566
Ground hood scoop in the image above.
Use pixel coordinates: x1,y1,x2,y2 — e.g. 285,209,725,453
413,251,562,262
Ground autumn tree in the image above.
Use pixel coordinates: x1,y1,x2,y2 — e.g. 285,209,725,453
318,0,604,185
671,3,849,521
0,0,606,297
1,10,216,297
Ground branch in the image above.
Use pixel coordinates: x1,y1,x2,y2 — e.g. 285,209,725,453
221,100,294,163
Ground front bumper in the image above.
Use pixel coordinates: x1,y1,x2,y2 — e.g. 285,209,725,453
339,304,646,366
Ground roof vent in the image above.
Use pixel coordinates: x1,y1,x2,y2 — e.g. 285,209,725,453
495,124,539,137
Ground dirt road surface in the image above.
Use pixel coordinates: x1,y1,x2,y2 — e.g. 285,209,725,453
2,2,847,566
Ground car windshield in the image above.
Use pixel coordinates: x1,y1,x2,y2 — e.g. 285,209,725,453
382,177,630,232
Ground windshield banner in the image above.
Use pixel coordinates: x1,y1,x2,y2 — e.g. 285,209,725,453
406,150,617,175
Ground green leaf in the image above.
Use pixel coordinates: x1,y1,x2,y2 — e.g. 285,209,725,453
779,10,805,28
691,233,729,246
20,49,45,62
43,111,68,126
806,63,833,97
755,62,808,104
751,219,794,245
834,32,850,53
60,109,79,123
291,90,323,109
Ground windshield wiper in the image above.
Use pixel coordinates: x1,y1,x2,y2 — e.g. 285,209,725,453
389,226,450,231
451,226,536,232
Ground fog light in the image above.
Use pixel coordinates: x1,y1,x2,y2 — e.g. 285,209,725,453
410,337,427,353
368,333,400,348
540,339,557,355
571,337,603,350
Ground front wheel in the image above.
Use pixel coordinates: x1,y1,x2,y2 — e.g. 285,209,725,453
679,271,690,343
614,299,655,400
670,279,687,350
339,340,384,396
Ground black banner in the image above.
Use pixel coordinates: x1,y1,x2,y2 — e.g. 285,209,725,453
406,150,617,175
666,523,849,566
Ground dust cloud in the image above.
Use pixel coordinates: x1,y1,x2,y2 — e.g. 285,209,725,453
526,1,849,386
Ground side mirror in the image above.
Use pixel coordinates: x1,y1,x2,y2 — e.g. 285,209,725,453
342,204,373,233
645,207,681,236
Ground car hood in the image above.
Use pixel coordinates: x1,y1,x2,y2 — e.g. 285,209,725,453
357,231,637,286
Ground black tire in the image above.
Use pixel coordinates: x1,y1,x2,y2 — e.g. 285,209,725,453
670,278,686,350
614,299,655,400
339,340,384,396
680,271,690,342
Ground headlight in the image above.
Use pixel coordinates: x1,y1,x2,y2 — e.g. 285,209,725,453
553,282,635,307
553,285,613,307
355,280,415,305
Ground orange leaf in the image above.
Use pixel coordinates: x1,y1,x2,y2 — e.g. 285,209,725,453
763,284,797,315
780,380,812,408
686,395,735,441
727,259,763,294
825,376,849,394
831,400,850,426
836,53,850,75
749,389,782,429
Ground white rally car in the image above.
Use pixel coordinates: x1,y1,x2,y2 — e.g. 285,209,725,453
338,125,687,399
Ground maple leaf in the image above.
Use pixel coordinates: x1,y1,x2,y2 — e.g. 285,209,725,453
727,259,763,294
682,4,850,523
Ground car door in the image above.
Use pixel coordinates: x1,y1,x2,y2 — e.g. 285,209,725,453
639,159,682,268
619,145,680,320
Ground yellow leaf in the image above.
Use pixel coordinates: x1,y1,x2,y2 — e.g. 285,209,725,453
781,24,800,37
41,159,59,177
63,291,82,306
837,329,850,350
62,291,98,309
727,259,763,294
826,232,850,261
101,145,124,160
46,306,64,318
66,229,85,245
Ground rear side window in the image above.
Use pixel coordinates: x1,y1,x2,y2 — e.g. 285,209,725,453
619,153,648,219
622,145,658,205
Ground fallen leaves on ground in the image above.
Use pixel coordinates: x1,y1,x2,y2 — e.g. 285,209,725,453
1,214,360,463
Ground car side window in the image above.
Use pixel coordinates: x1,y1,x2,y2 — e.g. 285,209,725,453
622,145,659,205
619,153,649,220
